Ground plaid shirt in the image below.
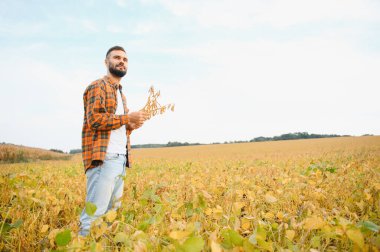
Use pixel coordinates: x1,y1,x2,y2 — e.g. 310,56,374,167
82,75,132,172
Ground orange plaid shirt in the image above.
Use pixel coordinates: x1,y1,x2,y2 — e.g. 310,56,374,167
82,75,132,172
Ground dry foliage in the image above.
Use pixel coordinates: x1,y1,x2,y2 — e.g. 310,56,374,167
0,137,379,251
142,86,174,120
0,144,70,163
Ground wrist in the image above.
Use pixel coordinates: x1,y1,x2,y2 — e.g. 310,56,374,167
120,114,129,125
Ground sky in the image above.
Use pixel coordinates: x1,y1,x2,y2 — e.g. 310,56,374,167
0,0,379,152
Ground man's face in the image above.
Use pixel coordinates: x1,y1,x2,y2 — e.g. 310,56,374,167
106,50,128,78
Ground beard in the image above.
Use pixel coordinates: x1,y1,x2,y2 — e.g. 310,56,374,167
109,64,127,78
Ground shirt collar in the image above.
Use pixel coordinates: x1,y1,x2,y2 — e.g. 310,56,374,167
103,75,123,90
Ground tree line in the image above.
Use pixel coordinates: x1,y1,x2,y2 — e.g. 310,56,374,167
59,132,375,153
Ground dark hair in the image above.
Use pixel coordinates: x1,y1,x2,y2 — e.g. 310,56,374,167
106,46,125,58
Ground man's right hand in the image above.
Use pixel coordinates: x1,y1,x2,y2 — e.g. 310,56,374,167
128,111,149,126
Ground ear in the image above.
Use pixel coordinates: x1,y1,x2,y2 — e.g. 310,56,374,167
104,58,108,67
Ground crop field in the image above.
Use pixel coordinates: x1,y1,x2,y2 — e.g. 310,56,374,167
0,136,379,251
0,144,70,164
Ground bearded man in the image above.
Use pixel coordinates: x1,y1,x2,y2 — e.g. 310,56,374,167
79,46,148,236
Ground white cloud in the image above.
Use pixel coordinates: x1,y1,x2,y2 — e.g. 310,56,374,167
0,22,47,36
82,19,99,32
116,0,128,7
1,0,379,150
133,22,162,34
132,34,380,144
63,16,99,33
253,0,380,28
0,50,95,151
106,24,125,33
158,0,380,28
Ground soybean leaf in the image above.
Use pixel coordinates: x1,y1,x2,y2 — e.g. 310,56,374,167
85,202,97,216
55,229,72,247
181,236,204,252
358,220,380,232
10,219,23,229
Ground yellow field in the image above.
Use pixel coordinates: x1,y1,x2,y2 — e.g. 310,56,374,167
0,144,70,163
0,136,379,251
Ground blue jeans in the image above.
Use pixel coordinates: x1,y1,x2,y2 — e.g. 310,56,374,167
79,153,127,236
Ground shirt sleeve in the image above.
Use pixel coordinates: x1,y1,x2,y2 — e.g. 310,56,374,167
84,83,129,131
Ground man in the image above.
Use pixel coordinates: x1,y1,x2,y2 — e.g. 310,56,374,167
79,46,148,236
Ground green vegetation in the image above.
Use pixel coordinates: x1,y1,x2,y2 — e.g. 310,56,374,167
69,149,82,154
250,132,346,142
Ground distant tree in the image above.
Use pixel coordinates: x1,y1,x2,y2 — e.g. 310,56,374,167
250,132,346,143
165,141,202,147
50,149,64,154
69,149,82,154
250,136,270,142
132,144,166,149
167,141,190,147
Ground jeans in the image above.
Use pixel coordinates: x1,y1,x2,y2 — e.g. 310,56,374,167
79,153,127,236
